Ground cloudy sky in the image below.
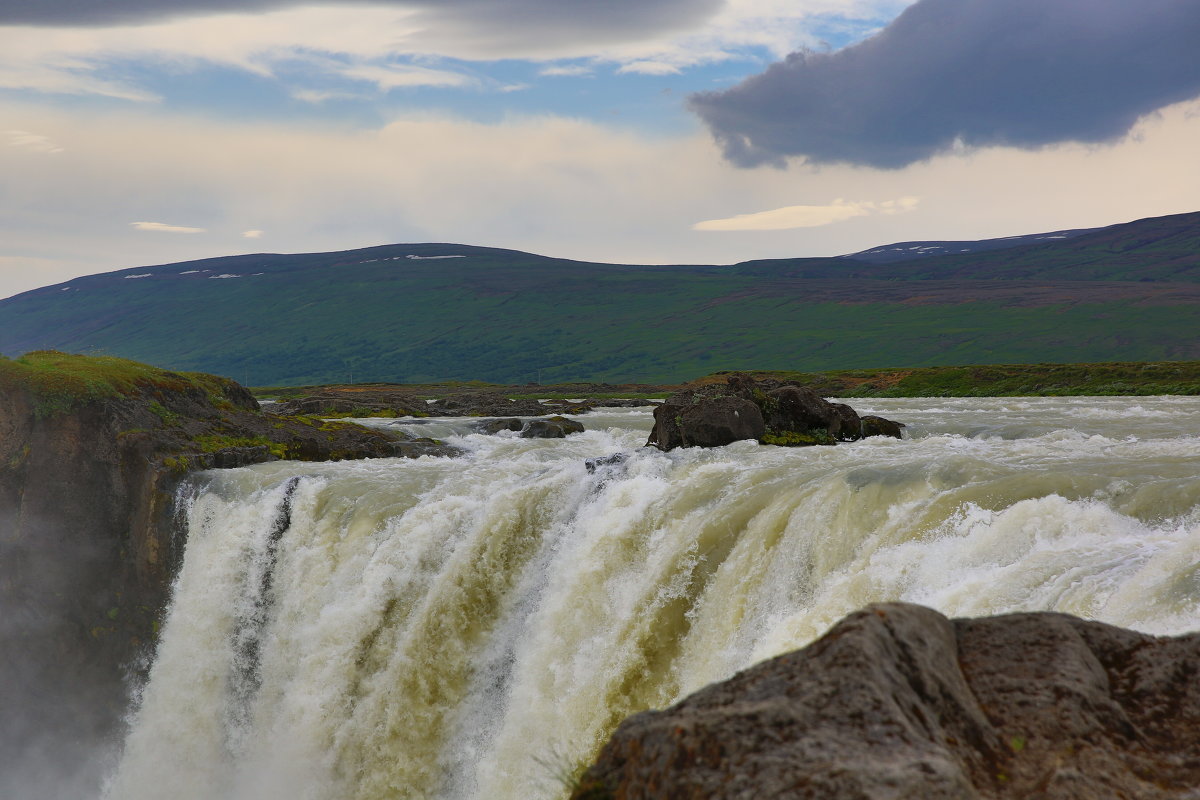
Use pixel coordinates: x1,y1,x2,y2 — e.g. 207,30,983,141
3,0,1199,298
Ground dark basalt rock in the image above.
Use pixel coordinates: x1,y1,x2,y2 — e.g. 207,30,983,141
473,417,525,435
273,396,360,415
391,437,464,458
591,399,660,408
205,444,273,469
762,385,839,434
573,603,1200,800
520,415,585,439
649,387,765,451
674,396,765,448
472,415,585,439
829,402,863,441
585,452,629,474
860,415,905,439
271,388,426,418
427,392,549,417
648,374,902,451
542,399,597,414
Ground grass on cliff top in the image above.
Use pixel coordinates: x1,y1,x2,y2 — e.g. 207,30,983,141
712,361,1200,397
0,351,233,417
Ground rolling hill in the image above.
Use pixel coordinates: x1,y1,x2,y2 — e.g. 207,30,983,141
1,212,1198,385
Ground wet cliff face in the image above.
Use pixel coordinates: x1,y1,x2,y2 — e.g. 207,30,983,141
0,384,191,796
0,353,419,797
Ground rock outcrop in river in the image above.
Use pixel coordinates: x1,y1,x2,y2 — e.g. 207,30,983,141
572,603,1200,800
0,351,451,795
472,415,586,438
648,373,903,450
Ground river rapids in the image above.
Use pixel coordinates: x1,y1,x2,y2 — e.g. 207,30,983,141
105,397,1200,800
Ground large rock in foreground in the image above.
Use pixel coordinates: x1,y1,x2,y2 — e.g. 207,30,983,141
648,374,903,451
573,603,1200,799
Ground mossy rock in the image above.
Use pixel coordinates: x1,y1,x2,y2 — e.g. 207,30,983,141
761,429,836,447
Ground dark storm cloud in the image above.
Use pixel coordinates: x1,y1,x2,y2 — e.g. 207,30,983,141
690,0,1200,169
417,0,723,53
0,0,720,36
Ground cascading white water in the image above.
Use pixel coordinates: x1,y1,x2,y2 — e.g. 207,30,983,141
106,398,1200,800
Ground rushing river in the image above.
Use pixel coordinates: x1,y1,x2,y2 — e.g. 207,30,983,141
105,397,1200,800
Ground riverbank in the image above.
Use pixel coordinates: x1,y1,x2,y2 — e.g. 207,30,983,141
253,360,1200,406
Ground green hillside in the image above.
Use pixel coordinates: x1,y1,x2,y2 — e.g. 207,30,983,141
1,212,1198,386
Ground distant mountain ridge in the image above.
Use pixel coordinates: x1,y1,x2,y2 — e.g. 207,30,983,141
1,211,1198,385
843,226,1098,264
735,210,1200,281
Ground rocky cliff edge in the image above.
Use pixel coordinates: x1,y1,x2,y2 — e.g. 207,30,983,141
0,351,451,796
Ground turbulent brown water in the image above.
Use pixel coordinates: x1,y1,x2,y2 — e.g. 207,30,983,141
105,397,1200,799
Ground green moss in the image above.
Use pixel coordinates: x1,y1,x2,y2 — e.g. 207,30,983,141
0,351,235,418
7,444,31,469
320,407,404,419
761,428,835,447
569,778,615,800
191,433,274,453
162,455,192,473
147,400,180,425
752,386,777,414
316,419,365,433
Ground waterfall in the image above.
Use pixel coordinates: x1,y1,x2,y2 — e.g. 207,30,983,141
106,399,1200,800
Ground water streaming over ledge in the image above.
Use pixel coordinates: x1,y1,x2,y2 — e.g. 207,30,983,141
106,398,1200,800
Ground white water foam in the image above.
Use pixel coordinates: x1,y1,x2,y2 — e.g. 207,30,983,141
106,398,1200,800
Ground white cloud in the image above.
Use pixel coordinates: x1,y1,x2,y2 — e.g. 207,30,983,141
539,65,593,77
0,1,917,101
693,197,919,231
5,129,64,153
0,7,423,100
338,63,477,91
130,221,207,233
693,199,873,231
289,88,364,103
617,61,682,76
877,196,920,215
0,60,159,101
242,229,264,238
499,83,530,93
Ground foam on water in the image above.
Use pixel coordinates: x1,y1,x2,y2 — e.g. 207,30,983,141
106,398,1200,800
